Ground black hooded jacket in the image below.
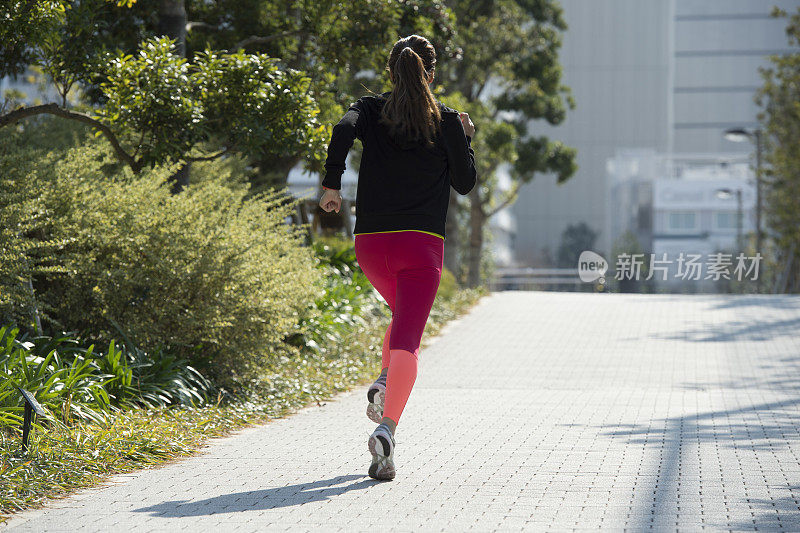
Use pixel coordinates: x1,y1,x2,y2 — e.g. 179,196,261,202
321,91,477,239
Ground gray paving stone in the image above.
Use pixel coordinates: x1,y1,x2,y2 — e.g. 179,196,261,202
3,292,800,532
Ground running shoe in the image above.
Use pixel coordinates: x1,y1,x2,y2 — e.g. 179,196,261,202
366,376,386,423
368,424,396,480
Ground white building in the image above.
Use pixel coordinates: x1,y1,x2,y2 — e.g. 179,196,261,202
607,149,756,290
511,0,800,266
485,163,517,266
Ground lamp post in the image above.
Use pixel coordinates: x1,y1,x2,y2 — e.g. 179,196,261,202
724,127,762,292
716,188,743,254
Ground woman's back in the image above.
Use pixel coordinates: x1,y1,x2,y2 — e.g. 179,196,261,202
321,90,476,239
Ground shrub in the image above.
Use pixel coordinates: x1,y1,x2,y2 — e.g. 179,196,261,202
0,324,215,432
0,325,110,427
286,235,386,357
96,319,214,409
437,268,458,301
0,121,75,330
0,126,320,390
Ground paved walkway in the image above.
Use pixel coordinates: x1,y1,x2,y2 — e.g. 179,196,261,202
4,292,800,532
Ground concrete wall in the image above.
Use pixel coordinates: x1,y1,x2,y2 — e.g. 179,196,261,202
512,0,673,263
510,0,800,266
673,0,800,153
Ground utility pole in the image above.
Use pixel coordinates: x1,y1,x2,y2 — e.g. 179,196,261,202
723,127,763,293
754,129,763,294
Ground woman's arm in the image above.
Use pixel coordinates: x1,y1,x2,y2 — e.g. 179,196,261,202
320,99,366,190
442,111,477,195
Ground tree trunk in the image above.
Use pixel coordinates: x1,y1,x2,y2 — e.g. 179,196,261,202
444,190,460,276
159,0,189,189
466,187,485,288
340,199,353,238
170,161,191,193
158,0,187,56
296,201,313,245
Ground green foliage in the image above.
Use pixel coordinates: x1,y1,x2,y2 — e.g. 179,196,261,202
177,0,457,103
186,0,455,181
99,38,204,167
437,268,459,301
1,0,457,184
99,319,214,409
192,47,325,162
37,0,112,104
1,4,329,175
0,129,320,390
286,236,385,357
96,37,328,170
1,324,110,426
0,324,214,431
0,123,73,329
0,1,66,79
756,7,800,291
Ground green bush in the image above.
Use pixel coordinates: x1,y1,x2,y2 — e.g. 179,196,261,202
0,121,74,330
0,323,215,431
284,235,384,356
437,268,458,301
0,125,320,390
97,319,214,409
0,325,110,427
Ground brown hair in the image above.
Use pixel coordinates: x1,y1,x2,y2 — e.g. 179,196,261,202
380,34,441,146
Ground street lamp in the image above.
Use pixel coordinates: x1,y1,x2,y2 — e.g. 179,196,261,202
723,127,762,292
716,188,743,254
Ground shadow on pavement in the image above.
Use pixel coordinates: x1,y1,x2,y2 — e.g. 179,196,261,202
603,296,800,530
708,295,800,312
132,474,378,517
620,296,800,343
655,315,800,342
602,395,800,530
726,486,800,531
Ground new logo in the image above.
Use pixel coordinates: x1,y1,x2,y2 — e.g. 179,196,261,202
578,251,608,283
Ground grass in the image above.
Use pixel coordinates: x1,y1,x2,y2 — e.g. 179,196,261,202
0,285,485,522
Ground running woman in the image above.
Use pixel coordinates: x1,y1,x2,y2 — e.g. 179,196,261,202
319,34,476,481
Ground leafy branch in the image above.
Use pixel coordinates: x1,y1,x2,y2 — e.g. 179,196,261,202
0,103,141,172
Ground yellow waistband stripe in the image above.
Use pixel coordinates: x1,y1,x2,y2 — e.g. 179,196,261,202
353,229,444,240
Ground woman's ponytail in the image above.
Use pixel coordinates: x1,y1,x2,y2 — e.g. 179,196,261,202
380,35,441,146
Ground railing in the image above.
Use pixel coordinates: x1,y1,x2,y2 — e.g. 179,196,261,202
489,267,583,291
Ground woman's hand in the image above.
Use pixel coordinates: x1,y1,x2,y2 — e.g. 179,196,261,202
319,188,342,213
459,112,475,137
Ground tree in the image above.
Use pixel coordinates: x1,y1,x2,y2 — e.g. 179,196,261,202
556,222,598,268
610,230,649,294
0,0,64,80
69,0,458,190
439,0,577,287
755,6,800,293
0,1,326,175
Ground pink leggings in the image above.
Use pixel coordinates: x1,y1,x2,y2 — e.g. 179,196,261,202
354,230,444,425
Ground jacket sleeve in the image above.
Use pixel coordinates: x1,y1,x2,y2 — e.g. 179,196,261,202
442,112,477,195
321,99,367,190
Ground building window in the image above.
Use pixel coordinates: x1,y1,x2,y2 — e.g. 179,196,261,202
714,211,738,231
667,211,697,232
